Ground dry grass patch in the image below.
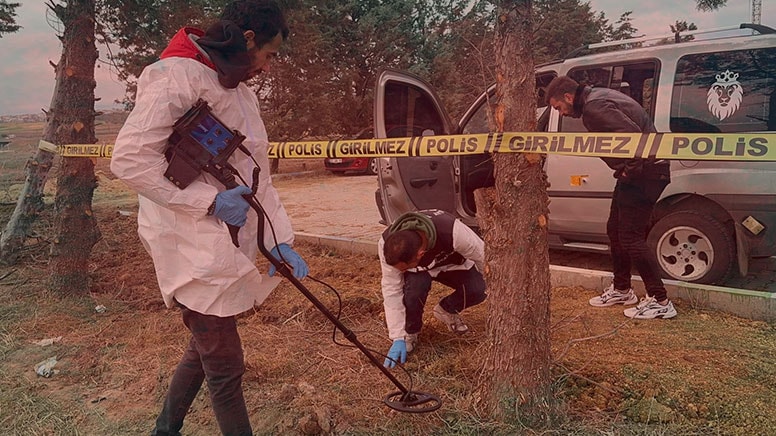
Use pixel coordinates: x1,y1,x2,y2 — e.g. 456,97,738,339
0,195,774,435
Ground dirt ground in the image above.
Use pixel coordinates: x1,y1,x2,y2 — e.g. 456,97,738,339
0,171,774,435
0,120,774,434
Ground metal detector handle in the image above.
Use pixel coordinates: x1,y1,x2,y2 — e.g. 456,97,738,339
204,163,256,248
222,179,243,248
226,168,260,248
227,224,241,247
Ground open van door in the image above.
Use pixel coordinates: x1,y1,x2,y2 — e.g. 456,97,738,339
374,69,456,224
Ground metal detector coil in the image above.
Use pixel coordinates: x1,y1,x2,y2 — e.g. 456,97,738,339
384,390,441,413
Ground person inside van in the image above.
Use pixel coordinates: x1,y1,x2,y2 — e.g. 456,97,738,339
378,209,488,368
546,75,677,320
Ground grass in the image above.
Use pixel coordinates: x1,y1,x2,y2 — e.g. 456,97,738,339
1,216,774,435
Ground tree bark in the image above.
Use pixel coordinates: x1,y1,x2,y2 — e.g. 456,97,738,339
46,0,101,294
475,0,556,427
0,146,55,264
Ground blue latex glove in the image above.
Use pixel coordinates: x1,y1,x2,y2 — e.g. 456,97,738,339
383,339,407,368
268,243,309,279
213,186,252,227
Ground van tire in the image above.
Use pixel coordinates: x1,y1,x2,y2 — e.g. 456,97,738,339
647,210,735,284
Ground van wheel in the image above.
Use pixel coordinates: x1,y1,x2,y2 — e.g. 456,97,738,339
647,210,735,284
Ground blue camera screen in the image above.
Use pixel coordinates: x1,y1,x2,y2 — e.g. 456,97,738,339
190,114,234,156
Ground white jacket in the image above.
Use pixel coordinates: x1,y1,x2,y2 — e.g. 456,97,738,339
110,56,294,317
378,220,485,340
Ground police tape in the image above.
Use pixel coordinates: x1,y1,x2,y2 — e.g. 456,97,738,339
39,140,114,158
269,132,776,161
41,132,776,161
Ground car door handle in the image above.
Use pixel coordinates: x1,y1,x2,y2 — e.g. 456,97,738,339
410,178,437,188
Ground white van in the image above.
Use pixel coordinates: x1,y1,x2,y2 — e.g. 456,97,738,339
373,24,776,285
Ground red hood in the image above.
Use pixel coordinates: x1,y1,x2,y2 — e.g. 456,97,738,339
159,27,216,70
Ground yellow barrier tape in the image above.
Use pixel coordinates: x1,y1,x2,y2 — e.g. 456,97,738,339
269,132,776,161
42,132,776,161
39,140,114,158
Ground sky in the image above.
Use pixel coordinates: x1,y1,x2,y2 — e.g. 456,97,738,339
589,0,757,36
0,1,766,116
0,2,126,116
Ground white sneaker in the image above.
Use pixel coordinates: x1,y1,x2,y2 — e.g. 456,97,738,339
624,297,678,319
433,304,469,333
589,284,638,307
405,333,418,353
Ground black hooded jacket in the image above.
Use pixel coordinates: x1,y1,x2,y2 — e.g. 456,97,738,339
573,85,670,181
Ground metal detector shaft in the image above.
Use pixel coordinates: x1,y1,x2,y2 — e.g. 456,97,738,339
167,99,437,410
247,199,412,395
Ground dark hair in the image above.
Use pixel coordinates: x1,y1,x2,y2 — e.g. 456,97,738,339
384,230,422,266
221,0,290,47
545,76,579,104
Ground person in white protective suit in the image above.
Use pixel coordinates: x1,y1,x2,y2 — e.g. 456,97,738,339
110,2,307,435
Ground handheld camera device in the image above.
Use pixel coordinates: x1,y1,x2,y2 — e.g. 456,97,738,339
165,98,247,190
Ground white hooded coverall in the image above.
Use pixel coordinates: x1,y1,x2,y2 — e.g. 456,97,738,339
110,55,294,317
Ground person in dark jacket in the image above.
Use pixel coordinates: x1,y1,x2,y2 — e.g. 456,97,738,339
546,75,677,320
379,209,488,368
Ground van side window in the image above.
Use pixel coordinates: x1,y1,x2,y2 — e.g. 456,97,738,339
384,82,445,137
671,48,776,132
561,61,659,132
461,98,493,134
536,73,557,110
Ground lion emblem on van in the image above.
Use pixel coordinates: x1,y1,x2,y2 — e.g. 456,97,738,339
706,70,743,121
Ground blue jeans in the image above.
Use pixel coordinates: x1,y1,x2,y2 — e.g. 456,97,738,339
151,304,252,436
402,267,487,334
608,179,669,301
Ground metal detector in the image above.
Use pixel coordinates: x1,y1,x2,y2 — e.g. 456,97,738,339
165,99,442,413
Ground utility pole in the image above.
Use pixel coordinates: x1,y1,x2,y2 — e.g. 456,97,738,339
752,0,762,25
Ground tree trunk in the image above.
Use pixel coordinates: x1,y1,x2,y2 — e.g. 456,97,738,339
474,0,556,427
0,146,55,264
46,0,101,294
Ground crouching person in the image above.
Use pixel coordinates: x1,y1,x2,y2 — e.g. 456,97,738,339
379,209,487,368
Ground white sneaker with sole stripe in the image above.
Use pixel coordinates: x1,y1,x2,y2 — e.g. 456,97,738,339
589,284,638,307
432,303,469,333
405,333,418,353
623,296,678,319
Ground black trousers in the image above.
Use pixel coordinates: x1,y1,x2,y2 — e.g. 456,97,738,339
402,266,487,334
607,179,669,302
152,305,252,436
